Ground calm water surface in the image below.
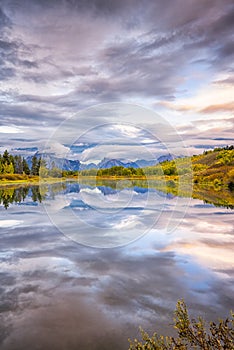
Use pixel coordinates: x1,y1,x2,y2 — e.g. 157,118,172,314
0,181,233,350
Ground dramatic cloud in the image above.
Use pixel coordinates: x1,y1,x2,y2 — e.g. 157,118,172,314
0,0,233,154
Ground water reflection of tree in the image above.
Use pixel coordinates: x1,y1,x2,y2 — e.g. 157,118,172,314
0,186,44,209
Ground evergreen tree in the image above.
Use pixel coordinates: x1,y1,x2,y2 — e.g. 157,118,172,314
22,158,30,175
31,156,46,176
0,150,37,176
31,155,39,175
14,155,23,174
2,150,10,165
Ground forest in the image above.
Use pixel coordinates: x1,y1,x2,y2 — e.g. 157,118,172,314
0,150,40,176
0,150,69,181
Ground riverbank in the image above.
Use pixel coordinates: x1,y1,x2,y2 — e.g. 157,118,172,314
0,174,38,186
0,174,77,187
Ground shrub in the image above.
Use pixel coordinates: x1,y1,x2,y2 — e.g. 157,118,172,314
128,300,234,350
193,164,208,172
213,178,222,189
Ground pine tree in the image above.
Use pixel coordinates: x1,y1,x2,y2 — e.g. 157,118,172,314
22,158,30,175
14,155,23,174
31,155,39,175
2,150,10,165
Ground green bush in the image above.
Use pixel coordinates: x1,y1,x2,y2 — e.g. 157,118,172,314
128,300,234,350
193,164,208,172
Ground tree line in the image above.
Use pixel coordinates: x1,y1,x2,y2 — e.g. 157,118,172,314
0,150,79,179
0,150,41,176
97,166,145,177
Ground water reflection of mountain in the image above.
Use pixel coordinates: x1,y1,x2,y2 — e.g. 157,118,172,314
65,183,80,194
42,183,80,200
97,186,117,195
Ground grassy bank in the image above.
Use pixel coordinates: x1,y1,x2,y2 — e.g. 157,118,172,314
0,174,78,187
0,174,39,186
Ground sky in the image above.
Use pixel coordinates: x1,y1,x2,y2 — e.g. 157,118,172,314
0,0,233,161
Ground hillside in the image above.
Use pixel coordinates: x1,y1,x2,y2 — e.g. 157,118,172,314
143,146,234,190
192,147,234,189
78,146,234,189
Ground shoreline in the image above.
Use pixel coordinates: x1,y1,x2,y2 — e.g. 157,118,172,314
0,176,77,187
0,173,231,185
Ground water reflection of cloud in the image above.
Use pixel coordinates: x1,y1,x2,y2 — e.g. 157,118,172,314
43,185,171,247
0,185,233,349
113,215,141,230
0,220,23,228
159,207,234,273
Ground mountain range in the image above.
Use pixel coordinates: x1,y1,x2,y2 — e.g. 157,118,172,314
81,154,174,170
27,152,174,171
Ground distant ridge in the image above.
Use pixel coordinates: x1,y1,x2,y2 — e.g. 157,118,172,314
27,151,174,171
